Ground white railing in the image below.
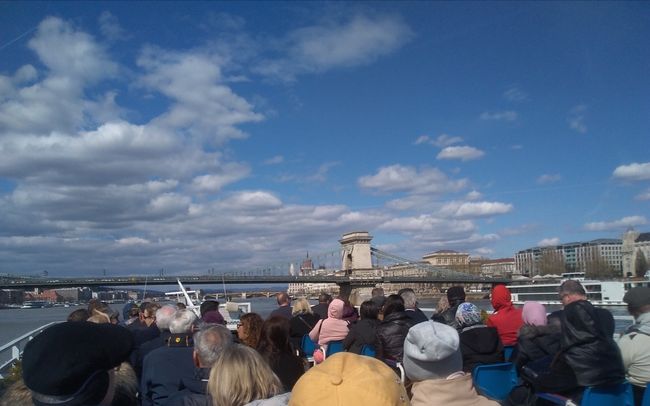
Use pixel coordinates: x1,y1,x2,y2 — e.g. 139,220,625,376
0,321,61,379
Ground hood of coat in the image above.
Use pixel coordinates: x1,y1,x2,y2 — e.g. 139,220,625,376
459,325,501,353
328,298,345,319
518,323,560,341
490,285,513,311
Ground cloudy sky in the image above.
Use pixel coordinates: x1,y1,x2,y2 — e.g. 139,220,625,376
1,2,649,276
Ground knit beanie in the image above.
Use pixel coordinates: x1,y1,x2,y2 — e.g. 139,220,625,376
455,302,482,328
522,301,547,326
402,321,462,382
289,352,409,406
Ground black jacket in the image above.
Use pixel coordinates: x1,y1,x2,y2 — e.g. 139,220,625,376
513,324,561,373
343,318,379,354
289,312,320,352
311,303,329,320
458,325,504,372
265,352,305,391
377,311,413,362
561,300,625,387
431,304,461,331
405,308,429,325
141,334,195,406
164,367,210,406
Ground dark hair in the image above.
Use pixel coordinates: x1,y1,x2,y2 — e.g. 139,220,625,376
382,294,405,317
318,293,331,303
276,292,290,306
257,316,292,361
559,280,586,296
67,308,90,322
446,286,466,306
200,300,220,317
397,287,414,296
359,300,379,320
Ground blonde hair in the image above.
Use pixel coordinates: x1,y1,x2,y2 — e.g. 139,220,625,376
291,297,312,316
207,344,282,406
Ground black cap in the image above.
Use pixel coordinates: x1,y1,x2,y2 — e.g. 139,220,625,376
446,286,466,302
623,286,650,309
22,322,133,406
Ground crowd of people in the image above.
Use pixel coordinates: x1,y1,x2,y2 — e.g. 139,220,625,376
0,281,648,406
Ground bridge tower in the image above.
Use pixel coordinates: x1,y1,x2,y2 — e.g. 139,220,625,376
339,231,373,274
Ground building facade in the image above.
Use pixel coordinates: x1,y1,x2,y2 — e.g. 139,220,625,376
480,258,515,277
422,250,470,268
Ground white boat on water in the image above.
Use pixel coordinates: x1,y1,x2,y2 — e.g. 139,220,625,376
20,300,53,309
507,272,650,306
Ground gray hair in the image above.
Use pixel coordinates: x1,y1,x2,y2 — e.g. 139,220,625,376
559,280,586,297
194,325,232,366
155,305,177,331
169,309,197,334
400,290,417,309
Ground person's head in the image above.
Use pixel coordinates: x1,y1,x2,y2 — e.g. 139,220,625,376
257,316,292,356
93,302,120,324
169,309,197,334
127,307,140,320
623,286,650,319
200,300,220,318
490,284,513,311
327,298,345,319
276,292,290,307
522,301,547,326
112,363,138,406
141,302,160,327
67,308,90,322
237,312,264,348
87,313,111,324
176,302,187,310
371,287,385,298
207,344,282,406
547,310,563,328
155,305,177,331
22,322,133,406
436,295,450,313
403,321,462,382
446,286,466,307
193,325,232,368
292,298,312,316
558,280,587,306
318,293,331,304
455,302,482,329
359,300,380,320
0,379,32,406
382,294,405,317
290,352,409,406
400,289,417,310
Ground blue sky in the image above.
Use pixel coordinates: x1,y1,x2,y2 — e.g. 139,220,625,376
0,2,648,276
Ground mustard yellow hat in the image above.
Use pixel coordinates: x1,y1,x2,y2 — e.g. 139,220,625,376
289,352,410,406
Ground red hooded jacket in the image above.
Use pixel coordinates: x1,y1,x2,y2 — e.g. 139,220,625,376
487,285,523,346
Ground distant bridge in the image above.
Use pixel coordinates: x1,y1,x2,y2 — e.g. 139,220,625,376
0,273,510,290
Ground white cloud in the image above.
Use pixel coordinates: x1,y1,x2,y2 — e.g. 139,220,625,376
636,189,650,201
613,162,650,181
116,237,150,245
263,155,284,165
537,174,562,184
466,190,482,201
503,86,527,102
98,11,129,41
568,104,587,134
538,237,560,247
358,165,467,194
415,134,463,148
584,216,647,232
440,201,513,218
437,146,485,161
190,164,251,193
254,14,413,81
480,111,518,121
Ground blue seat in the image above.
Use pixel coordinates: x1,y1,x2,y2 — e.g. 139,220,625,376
503,345,515,361
300,335,317,356
326,340,344,357
538,381,635,406
472,362,518,401
581,381,634,406
642,383,650,406
360,344,376,357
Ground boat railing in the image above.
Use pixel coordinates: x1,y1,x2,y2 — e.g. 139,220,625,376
0,321,61,379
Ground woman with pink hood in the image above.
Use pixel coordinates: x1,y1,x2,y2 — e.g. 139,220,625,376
487,284,523,346
308,298,350,353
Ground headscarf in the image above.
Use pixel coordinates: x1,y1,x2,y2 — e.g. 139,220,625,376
522,301,547,326
455,302,482,328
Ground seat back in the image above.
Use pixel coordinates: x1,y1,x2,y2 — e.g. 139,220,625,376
301,335,317,356
326,340,344,357
360,344,376,357
581,382,634,406
472,362,517,401
503,345,515,361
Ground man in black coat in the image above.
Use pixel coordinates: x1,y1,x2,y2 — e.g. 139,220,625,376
431,286,465,331
311,293,331,320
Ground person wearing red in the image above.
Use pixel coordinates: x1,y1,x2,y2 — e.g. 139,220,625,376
487,284,523,346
